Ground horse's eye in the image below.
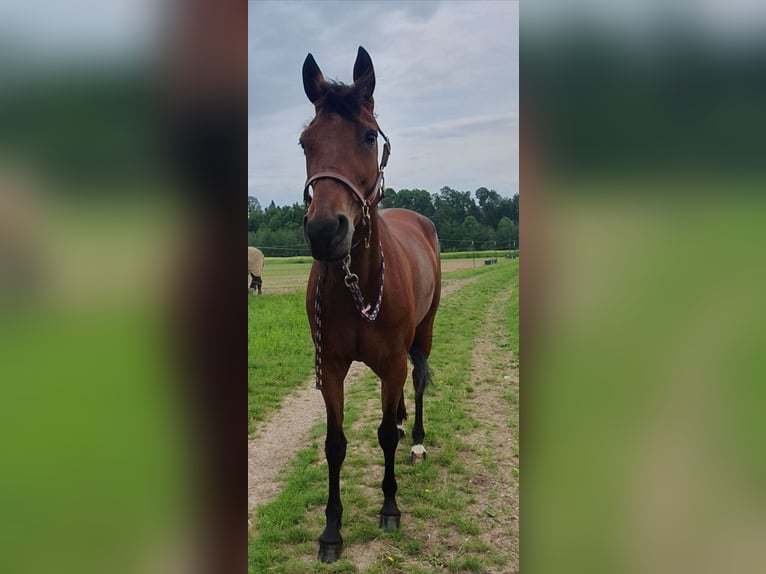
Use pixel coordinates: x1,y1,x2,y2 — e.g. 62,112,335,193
365,131,377,145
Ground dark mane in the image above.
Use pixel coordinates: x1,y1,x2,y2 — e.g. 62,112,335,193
316,80,365,119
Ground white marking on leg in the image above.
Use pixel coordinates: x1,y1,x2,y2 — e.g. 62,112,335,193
397,424,405,434
410,444,427,457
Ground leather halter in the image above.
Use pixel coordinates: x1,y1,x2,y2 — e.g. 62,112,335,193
306,128,391,389
303,128,391,248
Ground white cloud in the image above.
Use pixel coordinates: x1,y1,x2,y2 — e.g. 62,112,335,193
249,0,519,206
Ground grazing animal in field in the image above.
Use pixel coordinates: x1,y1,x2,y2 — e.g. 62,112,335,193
301,46,441,563
248,246,264,295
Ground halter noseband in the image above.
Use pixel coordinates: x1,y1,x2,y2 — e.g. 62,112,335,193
303,128,391,248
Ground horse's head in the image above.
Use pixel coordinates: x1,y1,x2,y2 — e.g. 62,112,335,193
300,46,381,261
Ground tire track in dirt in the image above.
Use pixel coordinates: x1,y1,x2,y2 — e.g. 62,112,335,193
440,274,481,298
461,286,519,572
247,274,481,516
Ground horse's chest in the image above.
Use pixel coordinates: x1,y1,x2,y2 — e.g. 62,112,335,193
322,305,411,360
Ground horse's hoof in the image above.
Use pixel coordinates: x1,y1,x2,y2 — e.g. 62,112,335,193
410,444,427,465
379,513,401,532
397,424,406,439
318,541,343,563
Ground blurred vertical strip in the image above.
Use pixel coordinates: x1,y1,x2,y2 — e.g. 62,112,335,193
522,2,766,573
161,1,248,573
0,1,247,573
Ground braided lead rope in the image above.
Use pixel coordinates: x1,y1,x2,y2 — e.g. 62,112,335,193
313,244,385,390
314,278,323,389
342,244,385,321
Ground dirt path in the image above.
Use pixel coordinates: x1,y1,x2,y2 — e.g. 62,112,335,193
440,274,481,298
247,274,481,515
248,361,365,513
462,286,519,572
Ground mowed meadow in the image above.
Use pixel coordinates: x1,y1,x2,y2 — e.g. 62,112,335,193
248,257,519,573
252,251,517,295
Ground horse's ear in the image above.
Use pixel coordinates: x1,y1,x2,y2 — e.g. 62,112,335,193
353,46,376,102
303,53,325,104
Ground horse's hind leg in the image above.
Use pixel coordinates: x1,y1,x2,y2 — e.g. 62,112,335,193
408,347,431,463
409,316,436,464
396,390,407,438
378,357,407,531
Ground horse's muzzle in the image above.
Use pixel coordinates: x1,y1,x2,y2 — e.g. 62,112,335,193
304,214,353,261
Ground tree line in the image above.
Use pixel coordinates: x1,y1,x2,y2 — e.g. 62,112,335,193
248,186,519,256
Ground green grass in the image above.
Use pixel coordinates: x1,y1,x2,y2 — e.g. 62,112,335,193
248,291,315,431
439,249,518,260
249,260,518,572
264,255,315,265
248,258,518,430
255,252,510,300
263,257,314,275
256,253,516,296
505,259,520,364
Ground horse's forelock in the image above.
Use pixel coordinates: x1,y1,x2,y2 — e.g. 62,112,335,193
316,80,370,119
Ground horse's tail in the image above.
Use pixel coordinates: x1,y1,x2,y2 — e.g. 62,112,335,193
408,347,432,399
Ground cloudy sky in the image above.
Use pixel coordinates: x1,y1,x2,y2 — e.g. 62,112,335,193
248,0,519,207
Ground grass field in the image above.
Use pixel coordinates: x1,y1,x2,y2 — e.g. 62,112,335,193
248,258,519,573
255,254,514,295
248,290,314,432
248,257,513,429
438,249,518,260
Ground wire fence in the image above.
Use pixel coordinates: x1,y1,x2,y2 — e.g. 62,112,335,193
249,239,519,259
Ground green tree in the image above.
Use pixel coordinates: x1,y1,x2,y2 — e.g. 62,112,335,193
248,196,265,234
494,193,519,226
248,195,261,215
380,187,397,209
388,188,435,217
433,186,473,230
475,187,503,228
249,186,518,256
496,216,519,250
461,215,480,240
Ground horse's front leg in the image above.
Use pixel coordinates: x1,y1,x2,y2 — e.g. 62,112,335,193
378,356,408,531
318,359,350,563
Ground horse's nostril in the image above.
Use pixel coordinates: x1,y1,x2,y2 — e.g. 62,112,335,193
304,213,352,260
337,215,348,235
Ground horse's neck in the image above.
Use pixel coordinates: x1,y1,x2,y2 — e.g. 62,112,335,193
348,210,382,283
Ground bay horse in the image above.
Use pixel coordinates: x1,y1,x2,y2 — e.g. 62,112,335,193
301,46,441,563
